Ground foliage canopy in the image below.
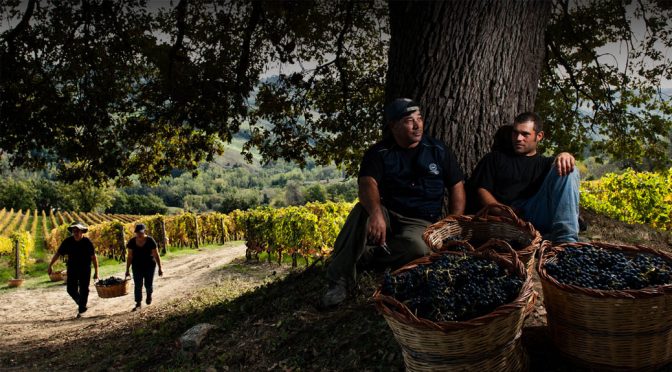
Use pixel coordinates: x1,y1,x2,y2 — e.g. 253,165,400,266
1,0,670,183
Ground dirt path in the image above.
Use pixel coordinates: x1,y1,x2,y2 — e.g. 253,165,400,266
0,244,247,353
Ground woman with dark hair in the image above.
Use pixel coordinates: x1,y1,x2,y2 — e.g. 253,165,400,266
125,223,163,311
48,221,99,318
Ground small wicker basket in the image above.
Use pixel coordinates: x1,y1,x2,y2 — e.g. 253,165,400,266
95,279,131,298
537,241,672,370
373,245,535,372
49,270,66,282
423,203,542,271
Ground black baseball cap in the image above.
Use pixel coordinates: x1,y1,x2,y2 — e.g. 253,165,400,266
134,223,146,233
384,98,420,122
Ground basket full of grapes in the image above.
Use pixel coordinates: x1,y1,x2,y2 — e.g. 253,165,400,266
537,242,672,370
95,276,131,298
423,203,541,271
373,243,535,372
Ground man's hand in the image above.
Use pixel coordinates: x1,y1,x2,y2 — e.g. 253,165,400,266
93,272,99,281
555,152,575,176
367,210,387,246
125,271,130,278
47,265,53,275
158,268,164,277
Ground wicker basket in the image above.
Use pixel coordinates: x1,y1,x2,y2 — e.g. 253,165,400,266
423,203,541,272
373,245,536,371
8,278,24,288
537,242,672,370
49,270,66,282
95,279,131,298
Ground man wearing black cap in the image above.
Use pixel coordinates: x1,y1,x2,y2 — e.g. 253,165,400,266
48,221,99,318
323,98,466,307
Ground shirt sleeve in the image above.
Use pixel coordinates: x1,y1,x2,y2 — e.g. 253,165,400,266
543,156,555,173
443,148,465,187
86,238,95,256
149,237,158,250
126,238,134,250
358,147,384,183
470,152,497,192
57,239,68,256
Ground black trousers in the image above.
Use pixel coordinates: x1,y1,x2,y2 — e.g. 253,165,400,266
66,268,91,312
132,263,156,304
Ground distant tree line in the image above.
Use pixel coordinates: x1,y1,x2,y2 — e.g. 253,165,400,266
0,158,357,214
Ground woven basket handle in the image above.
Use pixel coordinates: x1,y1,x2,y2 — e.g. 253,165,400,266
474,203,522,223
536,240,552,274
477,238,516,260
524,290,538,315
476,239,527,276
440,240,476,253
376,293,420,323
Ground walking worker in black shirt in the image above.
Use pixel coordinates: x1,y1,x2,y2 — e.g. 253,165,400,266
322,98,466,307
125,223,163,311
48,221,99,318
470,112,580,243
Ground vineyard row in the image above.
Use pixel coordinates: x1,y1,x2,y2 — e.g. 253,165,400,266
44,202,356,265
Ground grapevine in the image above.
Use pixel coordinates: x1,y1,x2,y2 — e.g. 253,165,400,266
49,210,58,229
2,210,23,236
9,231,35,273
55,211,65,225
30,209,39,242
581,168,672,230
18,209,31,231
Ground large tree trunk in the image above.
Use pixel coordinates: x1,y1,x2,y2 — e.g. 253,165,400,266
386,1,552,175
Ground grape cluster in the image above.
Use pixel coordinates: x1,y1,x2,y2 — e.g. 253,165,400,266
544,245,672,290
381,254,523,322
97,276,126,286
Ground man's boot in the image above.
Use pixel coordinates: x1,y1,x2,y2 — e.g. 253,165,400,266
322,277,347,307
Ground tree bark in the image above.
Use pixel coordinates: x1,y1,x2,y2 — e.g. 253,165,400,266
386,1,552,175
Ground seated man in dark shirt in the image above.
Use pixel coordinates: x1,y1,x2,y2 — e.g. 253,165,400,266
322,98,466,307
470,112,580,243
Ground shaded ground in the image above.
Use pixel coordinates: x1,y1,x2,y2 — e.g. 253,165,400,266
0,243,254,369
1,211,671,371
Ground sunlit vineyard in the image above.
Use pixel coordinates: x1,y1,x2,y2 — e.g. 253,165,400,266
581,168,672,231
0,201,355,272
0,208,139,252
43,201,354,265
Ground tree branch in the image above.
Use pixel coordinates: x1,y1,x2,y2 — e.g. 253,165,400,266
168,0,188,96
637,0,654,37
1,0,36,44
547,38,591,110
235,0,262,108
334,0,355,114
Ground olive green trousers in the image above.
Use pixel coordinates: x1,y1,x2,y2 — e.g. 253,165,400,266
326,203,432,285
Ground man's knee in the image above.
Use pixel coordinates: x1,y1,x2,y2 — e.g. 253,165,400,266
398,237,430,260
548,166,580,182
67,285,78,296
